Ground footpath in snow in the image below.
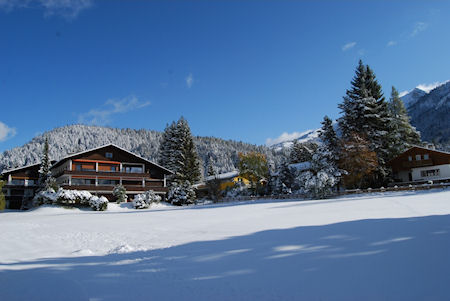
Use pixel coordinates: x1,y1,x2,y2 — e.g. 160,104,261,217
1,189,450,300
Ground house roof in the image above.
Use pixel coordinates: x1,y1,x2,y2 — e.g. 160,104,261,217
388,145,450,165
51,143,173,174
1,162,41,176
204,170,239,182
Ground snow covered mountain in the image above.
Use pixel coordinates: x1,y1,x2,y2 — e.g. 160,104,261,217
268,128,321,151
400,87,427,107
401,81,450,146
0,124,280,175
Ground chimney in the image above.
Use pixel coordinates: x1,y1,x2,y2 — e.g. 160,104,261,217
427,143,436,150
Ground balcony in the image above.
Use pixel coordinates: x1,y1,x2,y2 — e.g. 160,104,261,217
402,159,433,168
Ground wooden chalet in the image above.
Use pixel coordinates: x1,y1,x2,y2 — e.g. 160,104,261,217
1,144,173,209
50,144,173,201
1,163,42,209
388,145,450,183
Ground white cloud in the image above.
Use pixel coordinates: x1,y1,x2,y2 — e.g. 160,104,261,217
266,131,305,147
410,22,428,37
387,40,397,47
0,121,16,142
416,80,449,93
342,42,356,51
78,96,150,125
0,0,92,19
185,73,194,88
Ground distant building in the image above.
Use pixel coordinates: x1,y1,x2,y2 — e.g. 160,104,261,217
388,145,450,183
1,144,173,209
1,163,42,209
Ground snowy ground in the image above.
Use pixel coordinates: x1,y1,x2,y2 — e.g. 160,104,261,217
1,189,450,300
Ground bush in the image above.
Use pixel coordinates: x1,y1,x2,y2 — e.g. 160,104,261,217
168,181,196,205
33,188,108,211
113,184,128,203
132,190,161,209
89,196,108,211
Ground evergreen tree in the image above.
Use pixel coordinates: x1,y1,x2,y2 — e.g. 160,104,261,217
158,121,178,172
174,117,201,184
278,161,295,193
113,184,128,203
289,141,317,164
206,157,216,177
337,60,392,186
38,137,55,191
318,116,339,164
387,86,421,158
0,180,5,211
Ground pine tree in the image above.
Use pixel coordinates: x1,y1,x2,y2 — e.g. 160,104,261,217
206,157,216,177
337,60,392,186
387,86,421,159
289,141,317,164
319,116,339,163
113,184,128,203
38,137,53,191
174,117,201,184
158,121,178,172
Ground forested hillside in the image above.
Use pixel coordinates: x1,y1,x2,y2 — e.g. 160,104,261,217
0,124,282,176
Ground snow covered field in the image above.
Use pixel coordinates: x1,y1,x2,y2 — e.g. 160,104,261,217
1,189,450,300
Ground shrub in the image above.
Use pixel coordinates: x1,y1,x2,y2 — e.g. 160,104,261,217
89,196,108,211
168,181,196,205
132,190,162,209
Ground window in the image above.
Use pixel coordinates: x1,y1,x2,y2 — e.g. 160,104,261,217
72,178,95,185
110,166,117,172
98,179,119,185
408,156,412,161
124,166,143,173
105,152,113,159
11,179,25,185
415,155,421,161
420,169,440,177
75,164,82,171
424,154,429,160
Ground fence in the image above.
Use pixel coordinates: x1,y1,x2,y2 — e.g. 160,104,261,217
213,182,450,203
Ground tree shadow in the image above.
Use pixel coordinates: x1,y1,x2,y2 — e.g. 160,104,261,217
1,214,450,301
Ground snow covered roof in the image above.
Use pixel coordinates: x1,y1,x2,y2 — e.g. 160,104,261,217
289,162,311,171
205,170,239,182
1,162,41,175
51,143,174,174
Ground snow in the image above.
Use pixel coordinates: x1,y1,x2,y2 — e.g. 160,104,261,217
204,170,239,181
1,189,450,300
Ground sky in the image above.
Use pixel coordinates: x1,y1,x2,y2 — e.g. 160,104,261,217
1,0,449,152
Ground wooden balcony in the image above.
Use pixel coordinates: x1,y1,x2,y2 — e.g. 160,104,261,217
61,184,168,193
401,159,433,168
56,169,161,179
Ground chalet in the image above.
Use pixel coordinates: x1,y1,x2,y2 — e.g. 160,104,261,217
1,144,173,209
388,145,450,183
1,163,42,209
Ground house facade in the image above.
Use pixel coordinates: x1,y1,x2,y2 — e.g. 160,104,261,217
1,163,41,209
388,146,450,183
1,144,173,209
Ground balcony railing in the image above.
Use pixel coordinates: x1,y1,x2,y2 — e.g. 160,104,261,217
402,159,433,168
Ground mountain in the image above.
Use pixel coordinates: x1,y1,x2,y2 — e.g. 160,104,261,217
405,81,450,146
0,124,282,175
400,88,427,107
268,129,321,151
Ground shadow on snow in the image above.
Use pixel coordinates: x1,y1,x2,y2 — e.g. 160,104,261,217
1,214,450,301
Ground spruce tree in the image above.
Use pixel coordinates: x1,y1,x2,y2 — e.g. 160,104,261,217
319,116,339,163
387,86,421,159
158,121,178,172
337,60,392,186
38,137,53,191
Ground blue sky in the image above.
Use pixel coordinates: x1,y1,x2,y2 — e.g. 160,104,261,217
1,0,449,152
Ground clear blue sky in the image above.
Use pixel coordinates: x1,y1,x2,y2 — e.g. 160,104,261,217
1,0,449,152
